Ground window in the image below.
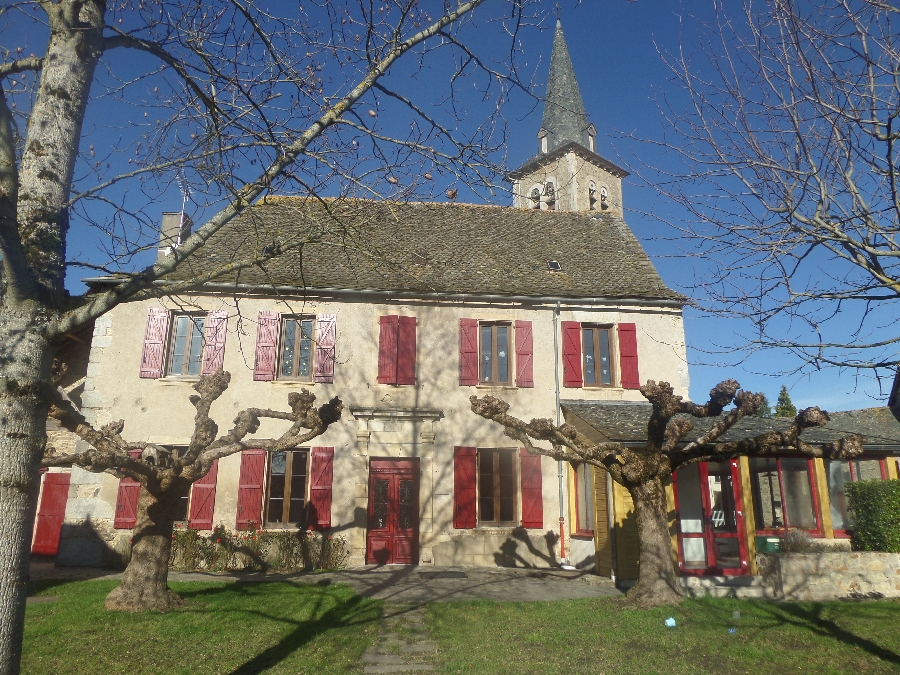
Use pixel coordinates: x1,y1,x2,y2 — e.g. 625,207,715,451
582,326,613,387
480,323,511,384
478,449,517,524
530,187,541,209
377,315,417,385
265,450,308,526
749,457,820,533
825,458,886,534
574,463,595,535
168,314,205,376
589,181,597,210
545,182,556,211
280,317,314,380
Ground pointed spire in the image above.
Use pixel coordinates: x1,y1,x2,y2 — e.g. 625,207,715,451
540,20,591,154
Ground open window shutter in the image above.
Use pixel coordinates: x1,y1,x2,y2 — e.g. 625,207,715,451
458,319,478,386
139,308,169,378
617,323,641,390
113,449,144,529
253,311,280,381
520,449,544,529
236,449,265,530
201,311,228,375
562,321,583,388
31,472,71,556
187,459,219,530
308,447,334,531
515,320,534,388
397,316,417,385
453,447,477,528
314,314,336,383
377,315,399,384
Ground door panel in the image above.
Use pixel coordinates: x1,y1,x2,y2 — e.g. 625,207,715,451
366,459,419,565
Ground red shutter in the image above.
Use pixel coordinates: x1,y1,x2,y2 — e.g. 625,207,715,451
187,459,219,530
314,314,336,383
31,472,71,556
308,447,334,531
139,308,169,378
397,316,417,385
617,323,641,390
458,319,479,386
520,449,544,529
515,320,534,388
377,315,399,384
562,321,583,388
253,311,280,381
114,449,144,529
201,311,228,375
236,449,265,530
453,447,477,529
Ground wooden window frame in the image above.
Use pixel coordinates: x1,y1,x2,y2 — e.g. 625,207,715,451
477,448,518,527
278,316,316,382
573,462,595,537
826,457,887,538
265,449,309,527
749,456,823,536
167,313,206,377
581,325,615,388
478,322,513,386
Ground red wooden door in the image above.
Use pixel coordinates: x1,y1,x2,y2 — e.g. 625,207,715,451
366,458,419,565
32,472,71,556
673,460,748,575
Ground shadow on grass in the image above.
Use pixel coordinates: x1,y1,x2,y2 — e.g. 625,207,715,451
176,581,382,675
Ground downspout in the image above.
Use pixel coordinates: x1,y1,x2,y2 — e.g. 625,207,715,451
553,301,569,566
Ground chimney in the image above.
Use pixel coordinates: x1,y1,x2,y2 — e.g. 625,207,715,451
156,212,192,264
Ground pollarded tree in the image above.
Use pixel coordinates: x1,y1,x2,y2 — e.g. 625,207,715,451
471,379,863,606
43,370,341,612
0,2,535,672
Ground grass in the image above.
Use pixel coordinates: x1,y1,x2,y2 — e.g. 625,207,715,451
427,596,900,675
24,579,382,674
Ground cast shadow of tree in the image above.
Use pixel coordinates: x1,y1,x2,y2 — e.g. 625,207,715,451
493,526,560,568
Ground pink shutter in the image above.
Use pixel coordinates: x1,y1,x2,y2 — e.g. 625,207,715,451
515,320,534,388
562,321,583,388
458,319,479,386
139,308,169,378
617,323,641,390
201,311,228,375
377,315,399,385
397,316,417,385
31,472,71,556
308,447,334,531
314,314,336,383
187,459,219,530
453,447,477,529
114,449,144,529
253,311,280,381
520,449,543,529
236,449,265,530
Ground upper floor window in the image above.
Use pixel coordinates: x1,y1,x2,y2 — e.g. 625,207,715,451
545,182,556,211
459,319,533,388
139,307,228,379
169,314,205,376
562,322,640,389
280,317,315,380
377,315,417,385
582,326,613,387
589,181,597,210
253,311,336,383
480,323,511,385
530,187,541,209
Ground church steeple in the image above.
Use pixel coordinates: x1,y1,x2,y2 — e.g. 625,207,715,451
539,20,594,155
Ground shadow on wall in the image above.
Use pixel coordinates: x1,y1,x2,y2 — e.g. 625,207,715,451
56,516,130,569
493,527,560,568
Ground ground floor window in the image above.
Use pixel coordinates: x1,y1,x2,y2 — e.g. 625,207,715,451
574,463,595,535
749,457,820,533
266,450,308,526
478,448,517,525
826,458,886,535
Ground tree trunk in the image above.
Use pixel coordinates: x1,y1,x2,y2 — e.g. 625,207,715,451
0,312,53,675
627,477,683,606
105,488,183,612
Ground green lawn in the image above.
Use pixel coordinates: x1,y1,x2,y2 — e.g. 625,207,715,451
428,596,900,675
24,580,382,674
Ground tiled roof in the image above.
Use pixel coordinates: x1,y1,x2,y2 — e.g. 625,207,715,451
167,198,683,302
562,400,900,448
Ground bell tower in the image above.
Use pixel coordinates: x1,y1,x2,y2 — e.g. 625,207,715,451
508,20,628,214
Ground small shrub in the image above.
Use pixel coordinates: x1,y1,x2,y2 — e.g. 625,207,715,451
846,479,900,552
780,528,832,553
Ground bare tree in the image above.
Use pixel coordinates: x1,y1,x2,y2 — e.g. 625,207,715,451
646,0,900,380
43,370,341,612
471,380,863,606
0,1,535,671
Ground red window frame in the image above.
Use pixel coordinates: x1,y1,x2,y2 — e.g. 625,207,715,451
749,456,823,536
826,457,887,538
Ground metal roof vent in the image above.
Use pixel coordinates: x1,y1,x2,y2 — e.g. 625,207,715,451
547,260,562,272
